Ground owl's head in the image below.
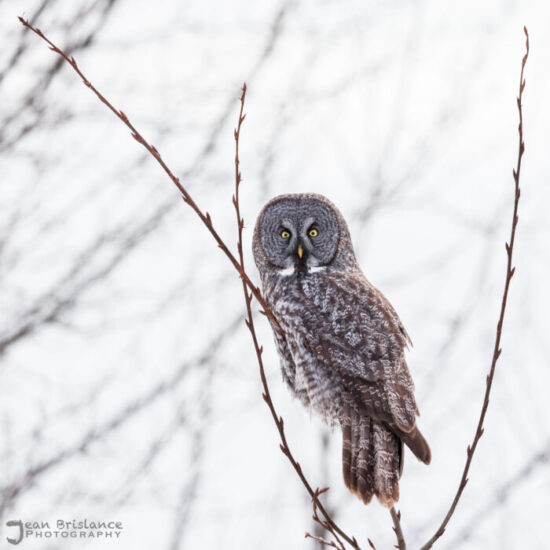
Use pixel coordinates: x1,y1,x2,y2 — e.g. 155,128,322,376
252,193,357,275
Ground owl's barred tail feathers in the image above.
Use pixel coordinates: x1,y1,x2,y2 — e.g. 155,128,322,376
341,396,431,507
341,397,400,507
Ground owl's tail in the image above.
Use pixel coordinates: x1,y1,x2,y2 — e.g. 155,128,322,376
341,397,401,507
392,424,432,465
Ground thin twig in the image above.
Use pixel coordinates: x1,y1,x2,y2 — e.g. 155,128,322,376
390,507,406,550
231,88,360,549
305,532,343,550
304,488,347,550
419,26,529,550
18,17,361,550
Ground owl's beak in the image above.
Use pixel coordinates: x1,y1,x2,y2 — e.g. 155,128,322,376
297,245,304,259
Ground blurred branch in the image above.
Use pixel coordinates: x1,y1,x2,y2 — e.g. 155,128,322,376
311,430,333,549
1,0,119,152
179,0,291,177
419,26,529,550
0,201,173,356
167,310,221,550
449,440,550,548
168,401,207,550
0,0,51,85
0,317,240,520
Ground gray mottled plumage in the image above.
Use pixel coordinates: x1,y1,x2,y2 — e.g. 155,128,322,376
252,193,430,507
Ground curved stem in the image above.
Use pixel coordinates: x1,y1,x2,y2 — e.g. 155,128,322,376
419,26,529,550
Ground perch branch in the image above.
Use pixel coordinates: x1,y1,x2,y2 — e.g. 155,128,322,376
232,88,361,549
419,26,529,550
19,17,361,550
390,507,406,550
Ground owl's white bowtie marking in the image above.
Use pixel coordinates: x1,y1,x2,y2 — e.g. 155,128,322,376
278,265,295,276
277,265,326,276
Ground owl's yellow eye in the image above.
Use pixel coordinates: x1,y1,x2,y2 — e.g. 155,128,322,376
308,228,319,238
280,230,291,239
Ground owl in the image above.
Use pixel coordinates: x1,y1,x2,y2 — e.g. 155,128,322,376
252,193,430,507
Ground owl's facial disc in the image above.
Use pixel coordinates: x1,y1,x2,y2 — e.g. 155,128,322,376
258,197,340,274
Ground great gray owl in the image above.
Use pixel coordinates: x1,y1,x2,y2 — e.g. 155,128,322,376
252,193,430,507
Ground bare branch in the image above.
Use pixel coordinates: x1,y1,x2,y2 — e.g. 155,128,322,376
419,26,529,550
231,87,361,549
390,507,406,550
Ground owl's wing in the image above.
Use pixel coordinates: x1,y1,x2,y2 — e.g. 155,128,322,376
299,271,418,433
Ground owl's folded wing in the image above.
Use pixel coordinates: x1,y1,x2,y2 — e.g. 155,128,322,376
299,271,418,432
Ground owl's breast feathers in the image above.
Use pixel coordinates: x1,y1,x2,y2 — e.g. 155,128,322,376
264,268,431,505
267,269,418,425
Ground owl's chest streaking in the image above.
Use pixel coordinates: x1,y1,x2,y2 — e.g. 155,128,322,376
262,270,348,423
